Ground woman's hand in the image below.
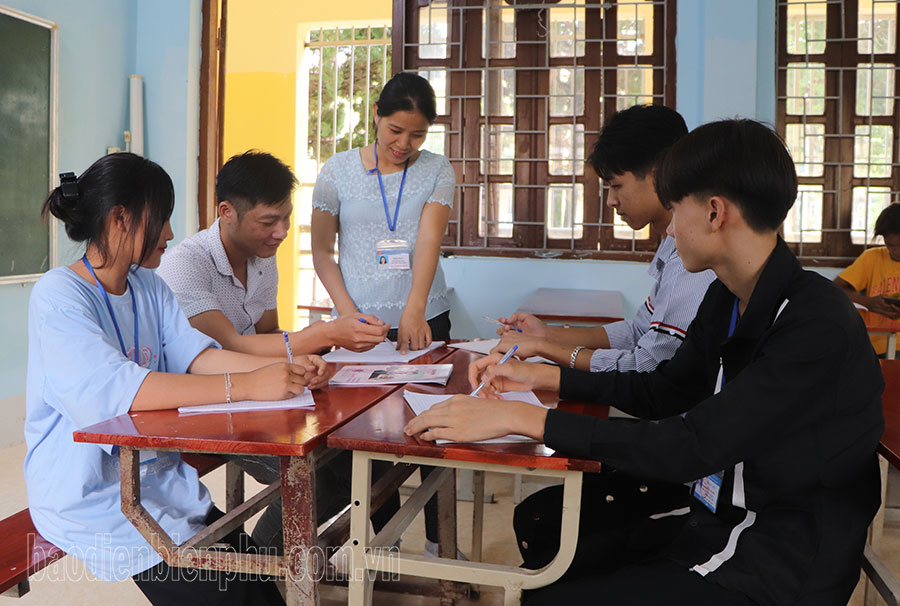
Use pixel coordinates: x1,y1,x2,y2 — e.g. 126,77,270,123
327,314,389,352
294,354,331,390
491,332,547,359
403,395,547,442
469,353,561,397
497,312,547,337
232,362,313,401
397,307,431,354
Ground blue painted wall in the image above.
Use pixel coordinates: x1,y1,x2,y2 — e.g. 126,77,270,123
0,0,200,409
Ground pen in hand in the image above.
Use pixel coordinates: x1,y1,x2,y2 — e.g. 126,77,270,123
360,317,392,343
482,315,522,333
282,330,294,364
470,344,518,396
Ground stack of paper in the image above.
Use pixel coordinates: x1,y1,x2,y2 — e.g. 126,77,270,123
178,390,316,415
403,389,549,444
330,364,454,386
447,339,555,365
322,341,445,363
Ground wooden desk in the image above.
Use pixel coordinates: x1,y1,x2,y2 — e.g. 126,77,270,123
860,309,900,360
328,349,606,605
72,345,454,606
517,287,624,326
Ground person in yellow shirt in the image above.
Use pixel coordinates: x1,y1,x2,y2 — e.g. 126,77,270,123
835,203,900,354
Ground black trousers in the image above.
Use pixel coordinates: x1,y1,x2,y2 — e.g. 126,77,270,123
387,310,451,542
133,507,284,606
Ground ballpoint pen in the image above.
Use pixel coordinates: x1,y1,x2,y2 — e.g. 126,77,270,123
282,330,294,364
360,317,392,343
470,344,518,396
482,315,523,333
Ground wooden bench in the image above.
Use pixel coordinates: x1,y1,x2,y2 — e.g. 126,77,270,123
0,452,229,598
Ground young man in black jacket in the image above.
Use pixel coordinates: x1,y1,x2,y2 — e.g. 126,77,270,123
405,119,884,605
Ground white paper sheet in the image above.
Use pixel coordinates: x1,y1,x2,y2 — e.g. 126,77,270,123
322,341,445,363
403,389,548,444
447,339,556,365
178,390,316,415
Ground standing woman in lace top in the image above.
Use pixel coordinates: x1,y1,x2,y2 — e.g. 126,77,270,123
311,72,456,354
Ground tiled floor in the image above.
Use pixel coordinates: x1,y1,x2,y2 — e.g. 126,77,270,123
1,441,897,605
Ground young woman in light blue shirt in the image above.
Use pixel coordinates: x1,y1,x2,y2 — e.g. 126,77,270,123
26,153,327,605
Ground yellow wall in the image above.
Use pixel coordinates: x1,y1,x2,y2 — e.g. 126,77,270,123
223,0,391,330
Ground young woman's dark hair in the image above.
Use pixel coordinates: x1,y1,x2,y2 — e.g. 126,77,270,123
375,72,437,124
42,152,174,268
874,203,900,238
587,104,688,180
655,119,798,232
216,150,298,216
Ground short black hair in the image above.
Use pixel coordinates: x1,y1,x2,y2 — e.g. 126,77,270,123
587,104,688,180
874,204,900,237
655,119,798,233
376,72,437,124
216,151,297,216
43,153,173,268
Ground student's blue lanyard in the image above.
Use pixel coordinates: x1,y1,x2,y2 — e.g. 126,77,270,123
721,297,740,391
367,140,409,232
82,256,138,361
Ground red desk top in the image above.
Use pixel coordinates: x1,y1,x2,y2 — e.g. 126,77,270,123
328,349,605,473
73,346,455,458
879,359,900,469
517,287,624,324
860,309,900,334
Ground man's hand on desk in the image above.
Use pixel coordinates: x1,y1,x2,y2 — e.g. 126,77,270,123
403,395,548,443
468,353,561,397
865,296,900,320
323,314,389,352
497,312,547,337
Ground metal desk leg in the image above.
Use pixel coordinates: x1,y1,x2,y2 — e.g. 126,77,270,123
888,333,897,360
472,470,485,562
349,451,374,606
282,455,319,606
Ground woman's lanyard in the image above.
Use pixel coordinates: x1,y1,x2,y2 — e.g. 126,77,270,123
82,256,138,361
715,298,741,393
367,140,410,232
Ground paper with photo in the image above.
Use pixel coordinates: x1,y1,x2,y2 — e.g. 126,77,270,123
448,339,556,365
330,364,453,386
403,389,548,444
178,390,316,415
323,341,445,363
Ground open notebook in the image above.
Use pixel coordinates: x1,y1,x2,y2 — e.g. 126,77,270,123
403,389,549,444
178,389,316,415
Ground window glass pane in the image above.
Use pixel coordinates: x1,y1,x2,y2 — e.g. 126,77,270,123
617,0,654,56
786,0,827,54
481,124,515,175
854,125,893,178
783,185,823,243
858,0,897,54
549,67,584,116
616,67,654,109
483,1,515,59
479,183,514,238
547,185,584,240
548,124,585,176
786,62,826,115
852,186,892,244
856,63,896,116
549,0,585,58
418,2,450,59
419,69,447,115
785,123,825,177
422,124,446,156
481,69,515,116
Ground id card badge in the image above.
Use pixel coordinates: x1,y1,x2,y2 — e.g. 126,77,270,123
692,471,724,513
376,239,411,270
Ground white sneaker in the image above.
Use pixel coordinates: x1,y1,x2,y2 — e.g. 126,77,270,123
424,539,468,560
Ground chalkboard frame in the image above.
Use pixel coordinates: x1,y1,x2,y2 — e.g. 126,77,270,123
0,4,58,285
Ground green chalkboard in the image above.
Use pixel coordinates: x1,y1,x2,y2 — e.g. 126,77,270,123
0,9,53,278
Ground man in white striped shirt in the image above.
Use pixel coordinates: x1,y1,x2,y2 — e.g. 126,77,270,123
494,105,715,373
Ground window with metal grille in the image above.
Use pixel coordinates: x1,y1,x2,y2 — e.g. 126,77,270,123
777,0,899,264
396,0,676,260
296,24,392,323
